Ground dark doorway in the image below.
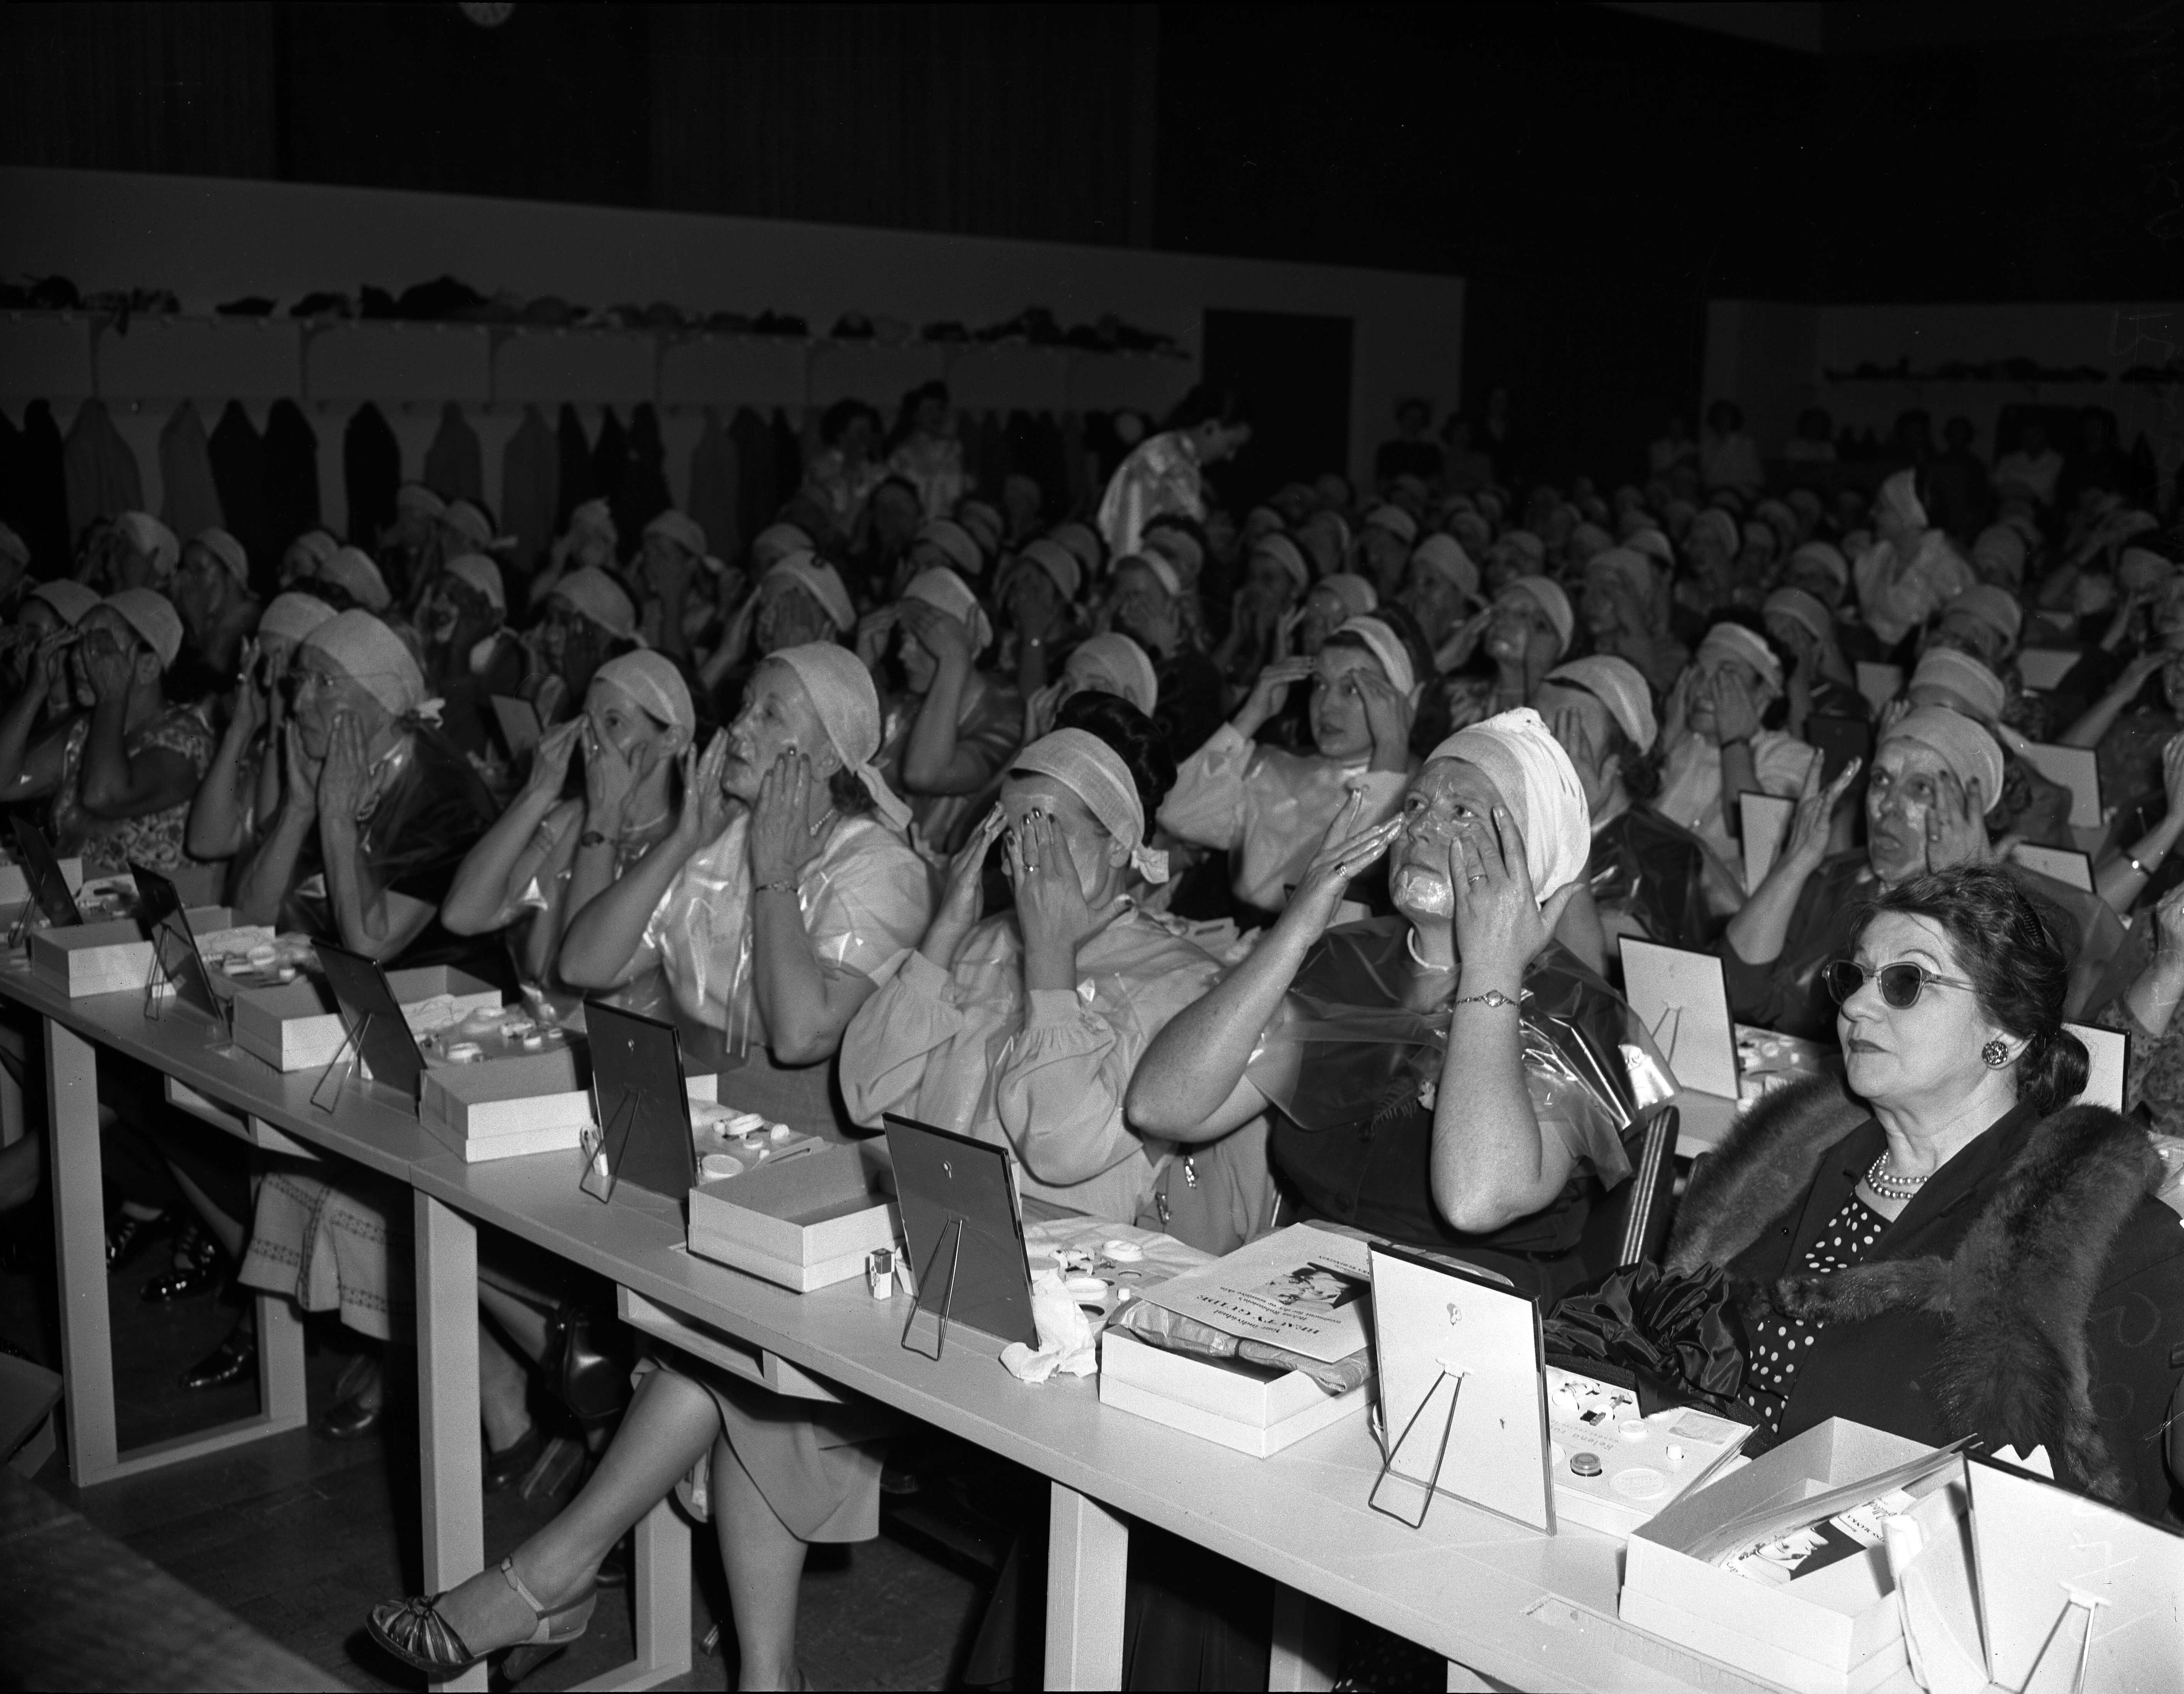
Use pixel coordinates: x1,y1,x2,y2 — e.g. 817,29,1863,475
1201,308,1353,511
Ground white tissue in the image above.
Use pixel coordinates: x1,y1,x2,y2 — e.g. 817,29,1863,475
999,1268,1099,1384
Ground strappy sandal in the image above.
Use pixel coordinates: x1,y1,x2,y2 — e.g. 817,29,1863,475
366,1555,595,1677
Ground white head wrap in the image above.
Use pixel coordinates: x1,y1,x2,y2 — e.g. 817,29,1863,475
1546,655,1658,753
1947,583,2023,648
1503,575,1575,658
1051,522,1103,579
766,642,910,829
1364,505,1418,544
1763,586,1833,648
28,580,101,626
444,553,505,612
102,588,185,670
190,527,248,585
1789,540,1849,593
904,566,992,654
1910,647,2006,723
1016,538,1083,603
1332,615,1416,698
763,551,856,634
302,610,430,719
645,509,707,559
257,592,338,648
1881,705,2004,813
551,567,640,642
1587,547,1654,606
317,546,391,612
916,519,984,579
592,649,695,732
1698,620,1784,694
286,529,339,573
396,484,446,520
1254,534,1310,593
1009,728,1168,884
750,522,811,571
1624,528,1675,570
1142,526,1203,584
1319,573,1379,619
1066,633,1158,713
115,512,180,577
1690,508,1738,559
1123,550,1182,599
442,499,507,552
1409,534,1478,601
568,498,617,546
1426,706,1589,902
1972,525,2026,585
1877,469,1927,533
1503,530,1547,568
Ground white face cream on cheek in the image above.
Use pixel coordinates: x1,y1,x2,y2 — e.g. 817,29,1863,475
1391,864,1453,916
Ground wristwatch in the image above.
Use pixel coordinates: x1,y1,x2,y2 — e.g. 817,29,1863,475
577,830,614,850
1454,988,1518,1010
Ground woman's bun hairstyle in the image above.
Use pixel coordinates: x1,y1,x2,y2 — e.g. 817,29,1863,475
1054,689,1177,825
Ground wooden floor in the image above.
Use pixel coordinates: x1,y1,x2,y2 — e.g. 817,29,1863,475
0,1215,992,1691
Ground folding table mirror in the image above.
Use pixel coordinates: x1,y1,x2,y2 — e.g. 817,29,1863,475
314,940,430,1109
581,1000,696,1206
883,1115,1037,1357
129,862,233,1044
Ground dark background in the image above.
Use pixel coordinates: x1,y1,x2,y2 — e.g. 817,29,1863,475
4,1,2177,481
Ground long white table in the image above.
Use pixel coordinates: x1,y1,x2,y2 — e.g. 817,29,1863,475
0,956,1794,1694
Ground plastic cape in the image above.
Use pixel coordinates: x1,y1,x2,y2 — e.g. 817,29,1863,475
1586,805,1710,952
640,811,930,1053
1251,919,1673,1165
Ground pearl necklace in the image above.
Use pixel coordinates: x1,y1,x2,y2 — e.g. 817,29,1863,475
1865,1151,1929,1201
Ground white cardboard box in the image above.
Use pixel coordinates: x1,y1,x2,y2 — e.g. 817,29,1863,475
686,1142,899,1292
1098,1328,1370,1459
232,966,502,1071
28,907,233,998
417,1046,586,1160
1619,1418,1940,1694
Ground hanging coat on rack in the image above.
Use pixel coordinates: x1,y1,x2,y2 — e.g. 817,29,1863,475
555,404,593,531
13,402,71,571
687,409,741,569
768,409,803,513
729,407,775,544
500,404,560,590
62,398,146,547
261,400,321,585
615,403,673,542
158,402,225,543
344,404,402,550
423,402,485,505
208,402,271,573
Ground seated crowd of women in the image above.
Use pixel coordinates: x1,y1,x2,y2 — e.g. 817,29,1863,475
0,383,2178,1690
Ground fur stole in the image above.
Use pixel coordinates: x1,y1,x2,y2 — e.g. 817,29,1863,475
1664,1076,2159,1502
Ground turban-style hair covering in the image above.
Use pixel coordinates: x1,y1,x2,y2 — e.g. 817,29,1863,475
751,523,814,570
904,566,992,654
1016,538,1083,603
763,552,856,634
1878,469,1927,532
28,580,101,625
1253,534,1310,593
1547,655,1658,753
103,589,185,669
645,509,707,558
1910,647,2007,723
115,512,180,576
257,592,338,648
551,567,639,642
1698,620,1784,694
1320,573,1379,619
190,527,248,585
1051,522,1103,579
568,499,616,545
1143,525,1204,583
286,529,340,571
1503,574,1574,659
1409,534,1478,601
1691,508,1739,559
1973,525,2027,585
303,610,429,719
1587,547,1654,606
915,519,984,579
766,642,910,829
1123,551,1182,599
1332,615,1416,698
1763,586,1833,649
1364,505,1418,544
1504,530,1546,566
1449,511,1493,554
1881,704,2004,814
593,649,695,733
1010,728,1168,884
442,499,503,551
318,546,391,612
1790,540,1850,592
1949,583,2023,647
1427,706,1590,902
444,554,506,611
1625,528,1675,570
1066,633,1158,713
396,484,446,519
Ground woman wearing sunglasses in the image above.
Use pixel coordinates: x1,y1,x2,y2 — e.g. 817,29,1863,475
1721,703,2131,1039
1660,864,2184,1519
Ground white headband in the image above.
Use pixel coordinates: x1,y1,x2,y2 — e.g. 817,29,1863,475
1010,729,1168,884
1333,615,1416,698
1698,621,1783,694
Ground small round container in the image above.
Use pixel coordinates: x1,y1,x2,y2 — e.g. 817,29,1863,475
444,1041,484,1064
1102,1239,1145,1262
1569,1452,1603,1477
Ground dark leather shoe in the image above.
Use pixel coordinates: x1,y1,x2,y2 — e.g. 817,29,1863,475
180,1331,256,1390
316,1392,384,1441
483,1425,545,1494
105,1210,166,1271
595,1534,630,1590
141,1222,225,1303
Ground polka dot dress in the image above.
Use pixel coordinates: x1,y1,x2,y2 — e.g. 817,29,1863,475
1740,1193,1890,1437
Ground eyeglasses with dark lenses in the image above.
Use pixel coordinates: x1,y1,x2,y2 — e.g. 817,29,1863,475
1822,960,1980,1009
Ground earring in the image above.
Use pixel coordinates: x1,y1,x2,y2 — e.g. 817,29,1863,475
1981,1038,2010,1068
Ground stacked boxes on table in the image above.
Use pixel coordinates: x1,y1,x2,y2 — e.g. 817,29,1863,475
231,966,503,1071
420,1048,589,1162
29,908,235,997
686,1141,900,1292
1099,1329,1370,1458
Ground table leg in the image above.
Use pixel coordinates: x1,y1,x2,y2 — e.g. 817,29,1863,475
415,1192,484,1694
47,1018,116,1481
0,1021,26,1147
1269,1585,1339,1691
571,1496,691,1692
1044,1482,1128,1691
